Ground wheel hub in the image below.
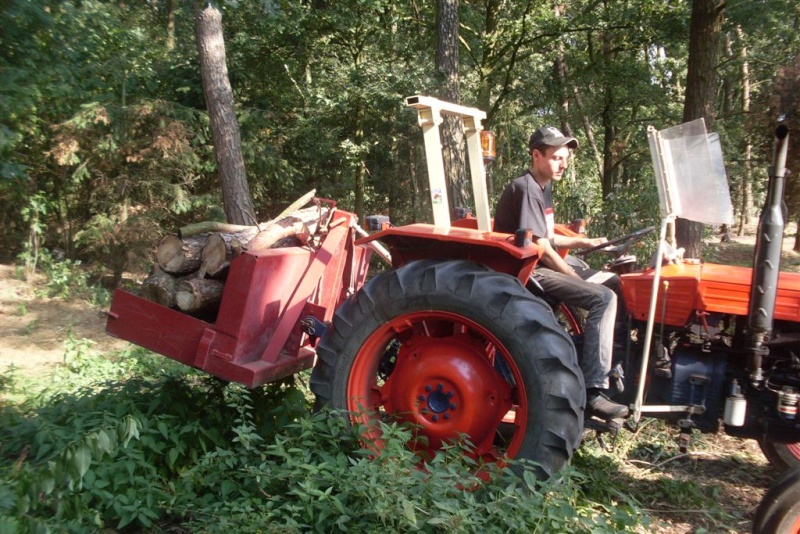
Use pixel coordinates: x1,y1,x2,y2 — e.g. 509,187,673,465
383,333,512,450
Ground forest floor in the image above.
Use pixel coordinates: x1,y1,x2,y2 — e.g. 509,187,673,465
0,223,798,533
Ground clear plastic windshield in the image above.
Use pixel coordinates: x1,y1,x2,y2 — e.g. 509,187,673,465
648,119,734,225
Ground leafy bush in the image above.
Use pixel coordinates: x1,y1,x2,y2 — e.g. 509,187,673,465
0,342,645,533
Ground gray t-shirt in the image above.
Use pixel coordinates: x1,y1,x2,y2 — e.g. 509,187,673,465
493,171,554,240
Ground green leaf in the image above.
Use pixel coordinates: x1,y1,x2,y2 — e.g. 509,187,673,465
401,500,417,526
73,444,91,478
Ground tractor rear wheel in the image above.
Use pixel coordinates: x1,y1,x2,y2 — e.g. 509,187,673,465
752,466,800,534
310,259,585,479
760,441,800,472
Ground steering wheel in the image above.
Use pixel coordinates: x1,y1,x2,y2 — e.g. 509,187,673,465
574,226,656,257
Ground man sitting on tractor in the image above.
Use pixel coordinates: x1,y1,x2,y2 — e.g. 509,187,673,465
494,126,629,421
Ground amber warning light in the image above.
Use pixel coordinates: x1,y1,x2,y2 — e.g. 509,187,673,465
480,130,496,162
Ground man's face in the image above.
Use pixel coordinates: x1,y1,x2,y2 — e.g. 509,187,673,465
533,145,571,182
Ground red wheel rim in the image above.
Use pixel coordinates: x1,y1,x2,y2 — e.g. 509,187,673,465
788,442,800,462
791,512,800,534
346,310,527,464
556,304,582,335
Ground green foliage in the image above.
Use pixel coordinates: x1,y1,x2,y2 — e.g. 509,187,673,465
22,250,110,308
2,0,799,268
1,344,647,533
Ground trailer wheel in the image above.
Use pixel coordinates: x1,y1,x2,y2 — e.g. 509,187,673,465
310,259,585,479
760,441,800,472
752,466,800,534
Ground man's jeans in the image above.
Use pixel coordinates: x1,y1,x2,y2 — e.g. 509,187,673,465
532,267,617,389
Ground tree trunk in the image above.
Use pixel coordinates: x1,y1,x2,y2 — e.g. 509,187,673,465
736,25,754,236
770,54,800,251
194,1,255,226
354,101,366,222
601,104,616,201
676,0,725,259
600,23,617,201
436,0,467,213
166,0,177,51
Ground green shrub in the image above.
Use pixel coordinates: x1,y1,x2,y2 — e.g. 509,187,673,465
1,354,645,533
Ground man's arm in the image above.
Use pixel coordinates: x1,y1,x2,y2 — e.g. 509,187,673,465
535,236,581,278
552,234,608,250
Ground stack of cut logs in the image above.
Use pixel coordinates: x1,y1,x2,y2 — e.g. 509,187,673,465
139,191,329,316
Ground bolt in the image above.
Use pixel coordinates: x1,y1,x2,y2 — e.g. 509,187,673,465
450,403,456,410
425,385,432,392
418,395,426,402
437,383,444,390
444,413,450,420
447,391,454,398
432,415,439,422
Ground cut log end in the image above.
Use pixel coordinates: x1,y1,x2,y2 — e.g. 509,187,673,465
175,278,224,314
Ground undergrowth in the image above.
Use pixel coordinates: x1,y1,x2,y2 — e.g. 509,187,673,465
0,339,647,533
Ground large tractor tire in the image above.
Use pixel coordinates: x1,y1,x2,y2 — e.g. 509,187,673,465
760,441,800,472
310,259,585,479
752,466,800,534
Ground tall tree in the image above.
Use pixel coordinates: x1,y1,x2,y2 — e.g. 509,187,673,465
436,0,468,213
194,0,255,225
734,25,754,236
676,0,725,259
770,54,800,251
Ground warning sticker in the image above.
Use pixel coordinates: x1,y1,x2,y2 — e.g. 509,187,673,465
432,189,443,204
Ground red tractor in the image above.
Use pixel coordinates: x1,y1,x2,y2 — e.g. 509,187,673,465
106,97,800,531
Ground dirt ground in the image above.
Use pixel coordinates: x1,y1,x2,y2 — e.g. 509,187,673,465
0,264,127,376
0,225,797,533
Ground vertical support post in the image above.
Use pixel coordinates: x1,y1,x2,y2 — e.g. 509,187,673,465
631,216,672,423
463,117,491,232
416,106,451,230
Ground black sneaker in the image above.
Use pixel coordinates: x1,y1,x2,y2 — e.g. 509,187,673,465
586,392,630,420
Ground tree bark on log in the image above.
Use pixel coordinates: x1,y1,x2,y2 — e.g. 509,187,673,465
157,234,208,274
246,213,323,252
198,232,245,278
175,278,225,314
140,266,187,308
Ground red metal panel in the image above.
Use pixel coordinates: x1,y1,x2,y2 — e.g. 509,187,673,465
621,263,800,326
106,289,218,365
621,264,700,326
775,271,800,320
213,247,313,364
255,219,351,365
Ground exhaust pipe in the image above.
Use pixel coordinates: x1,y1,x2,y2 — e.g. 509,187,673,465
747,124,790,383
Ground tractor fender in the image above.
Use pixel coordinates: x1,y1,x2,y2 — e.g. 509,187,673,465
357,223,541,284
